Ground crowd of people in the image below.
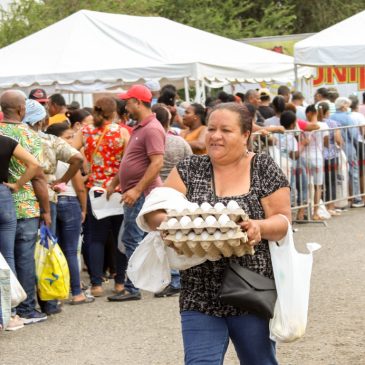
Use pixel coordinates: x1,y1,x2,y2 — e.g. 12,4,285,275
0,82,363,353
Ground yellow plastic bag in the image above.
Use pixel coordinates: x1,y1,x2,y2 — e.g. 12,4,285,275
35,225,70,301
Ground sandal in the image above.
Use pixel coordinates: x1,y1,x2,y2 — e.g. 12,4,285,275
328,209,341,216
69,296,95,305
312,214,325,221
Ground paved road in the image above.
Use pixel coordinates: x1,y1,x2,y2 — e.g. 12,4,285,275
0,209,364,365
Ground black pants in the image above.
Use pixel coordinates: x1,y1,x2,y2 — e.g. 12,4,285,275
324,158,338,202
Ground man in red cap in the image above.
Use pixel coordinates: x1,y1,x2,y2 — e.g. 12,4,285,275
107,84,166,302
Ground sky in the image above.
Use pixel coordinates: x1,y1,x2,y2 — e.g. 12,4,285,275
0,0,12,10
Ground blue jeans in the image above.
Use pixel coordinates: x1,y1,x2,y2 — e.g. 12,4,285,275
15,217,39,316
83,195,127,286
348,156,362,203
57,196,82,296
0,185,17,274
181,311,277,365
290,157,308,206
343,144,361,203
49,201,57,236
170,269,181,289
121,195,146,294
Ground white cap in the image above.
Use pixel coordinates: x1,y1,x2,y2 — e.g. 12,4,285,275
144,79,161,92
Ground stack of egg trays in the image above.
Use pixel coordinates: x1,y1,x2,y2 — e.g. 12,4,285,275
158,205,254,259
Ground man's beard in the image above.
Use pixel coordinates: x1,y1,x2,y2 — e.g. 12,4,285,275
128,111,136,121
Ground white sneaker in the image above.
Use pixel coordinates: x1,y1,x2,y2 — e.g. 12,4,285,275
5,315,24,331
352,201,364,208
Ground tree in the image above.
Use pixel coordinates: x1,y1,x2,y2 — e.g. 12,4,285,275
151,0,296,39
292,1,365,34
0,0,155,48
0,0,364,49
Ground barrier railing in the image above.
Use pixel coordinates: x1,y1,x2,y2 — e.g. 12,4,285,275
250,125,365,222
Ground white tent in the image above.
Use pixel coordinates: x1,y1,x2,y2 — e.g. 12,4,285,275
0,10,299,93
294,10,365,66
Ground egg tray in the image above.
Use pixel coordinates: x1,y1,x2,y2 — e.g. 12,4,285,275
158,220,238,235
164,229,253,259
167,208,248,223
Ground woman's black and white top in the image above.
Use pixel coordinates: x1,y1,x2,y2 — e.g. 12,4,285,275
176,153,289,317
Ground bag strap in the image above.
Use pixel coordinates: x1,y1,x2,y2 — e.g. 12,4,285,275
87,125,109,175
92,125,108,158
274,214,291,247
40,224,58,249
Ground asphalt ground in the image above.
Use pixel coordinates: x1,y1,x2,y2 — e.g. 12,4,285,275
0,208,364,365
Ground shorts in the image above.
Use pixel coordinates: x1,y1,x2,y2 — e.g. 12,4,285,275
308,159,324,185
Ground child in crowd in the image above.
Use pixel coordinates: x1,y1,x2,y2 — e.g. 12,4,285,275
280,111,308,220
305,105,329,220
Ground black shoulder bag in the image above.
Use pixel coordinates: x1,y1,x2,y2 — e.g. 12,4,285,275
211,154,277,319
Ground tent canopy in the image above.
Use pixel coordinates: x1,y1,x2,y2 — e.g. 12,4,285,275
294,10,365,66
0,10,299,91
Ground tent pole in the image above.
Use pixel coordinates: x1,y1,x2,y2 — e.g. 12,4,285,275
201,79,206,104
195,79,201,103
194,64,202,103
294,63,299,91
184,77,190,102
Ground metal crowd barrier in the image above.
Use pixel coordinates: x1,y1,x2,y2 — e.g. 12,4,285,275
250,125,365,222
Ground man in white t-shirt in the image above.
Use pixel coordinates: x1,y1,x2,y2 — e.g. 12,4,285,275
279,111,309,221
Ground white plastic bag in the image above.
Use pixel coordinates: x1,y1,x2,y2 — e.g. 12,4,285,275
89,187,124,220
0,252,27,307
269,217,321,343
127,232,171,293
317,199,331,220
0,269,11,329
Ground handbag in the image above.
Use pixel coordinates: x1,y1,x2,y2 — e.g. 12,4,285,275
218,262,277,319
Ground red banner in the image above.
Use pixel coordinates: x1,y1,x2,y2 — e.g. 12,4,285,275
313,66,365,90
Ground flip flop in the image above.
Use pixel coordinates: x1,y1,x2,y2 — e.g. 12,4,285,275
328,209,341,216
69,296,95,305
312,215,326,221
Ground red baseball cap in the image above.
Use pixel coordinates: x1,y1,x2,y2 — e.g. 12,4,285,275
29,88,48,103
119,85,152,103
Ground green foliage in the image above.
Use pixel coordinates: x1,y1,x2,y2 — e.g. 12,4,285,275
151,0,255,39
0,0,364,49
293,0,365,33
0,0,156,48
239,1,296,37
